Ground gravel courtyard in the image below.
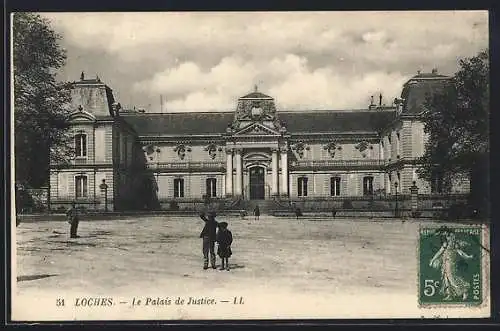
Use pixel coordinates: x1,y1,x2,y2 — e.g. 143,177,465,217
13,216,489,320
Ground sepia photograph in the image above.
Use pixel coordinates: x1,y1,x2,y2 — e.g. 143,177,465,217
10,10,490,321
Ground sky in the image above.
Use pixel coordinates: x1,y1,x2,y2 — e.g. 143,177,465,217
41,11,488,113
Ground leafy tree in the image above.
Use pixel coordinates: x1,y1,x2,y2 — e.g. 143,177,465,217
418,49,489,215
13,13,72,188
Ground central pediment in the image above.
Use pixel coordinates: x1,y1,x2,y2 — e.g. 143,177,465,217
232,122,281,137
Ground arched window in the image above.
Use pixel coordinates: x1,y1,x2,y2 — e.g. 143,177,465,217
206,178,217,198
174,178,184,198
75,133,87,157
363,176,374,196
330,177,341,196
297,177,308,197
75,175,88,198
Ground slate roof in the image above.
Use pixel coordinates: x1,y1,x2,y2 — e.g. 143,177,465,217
122,112,234,136
278,110,396,134
239,91,273,99
122,109,396,136
402,76,453,114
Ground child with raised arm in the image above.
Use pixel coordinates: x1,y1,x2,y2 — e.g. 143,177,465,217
199,211,219,270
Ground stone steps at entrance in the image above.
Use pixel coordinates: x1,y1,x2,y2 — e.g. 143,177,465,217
244,199,279,214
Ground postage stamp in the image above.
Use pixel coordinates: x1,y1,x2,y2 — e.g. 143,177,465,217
418,225,486,307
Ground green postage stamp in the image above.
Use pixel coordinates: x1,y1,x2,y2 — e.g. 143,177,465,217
419,225,487,307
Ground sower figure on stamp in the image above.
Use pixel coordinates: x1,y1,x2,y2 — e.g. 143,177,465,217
66,202,80,238
199,211,219,269
216,222,233,271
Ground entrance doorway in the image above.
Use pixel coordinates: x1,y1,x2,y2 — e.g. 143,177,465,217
249,166,265,199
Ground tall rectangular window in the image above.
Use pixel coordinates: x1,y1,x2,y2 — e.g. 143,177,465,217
174,178,184,198
206,178,217,198
298,177,308,197
363,176,374,195
75,134,87,157
431,171,443,194
396,132,401,157
75,175,88,198
330,177,341,196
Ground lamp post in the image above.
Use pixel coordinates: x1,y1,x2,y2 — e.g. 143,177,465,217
394,181,399,218
100,179,108,212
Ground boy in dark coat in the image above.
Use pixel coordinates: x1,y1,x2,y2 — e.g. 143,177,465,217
199,211,219,269
295,206,302,220
66,202,80,238
216,222,233,271
253,205,260,220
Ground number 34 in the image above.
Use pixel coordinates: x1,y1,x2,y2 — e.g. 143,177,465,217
424,279,440,296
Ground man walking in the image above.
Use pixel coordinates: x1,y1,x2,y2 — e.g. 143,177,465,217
66,202,80,238
199,211,219,269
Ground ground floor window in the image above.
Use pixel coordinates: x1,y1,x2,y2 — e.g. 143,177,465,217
298,177,308,197
75,175,88,198
206,178,217,198
431,171,444,194
174,178,184,198
330,177,341,196
363,176,374,195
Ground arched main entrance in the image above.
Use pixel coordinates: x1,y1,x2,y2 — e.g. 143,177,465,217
249,166,265,200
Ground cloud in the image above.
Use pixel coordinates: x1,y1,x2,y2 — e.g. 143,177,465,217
41,11,488,111
134,54,409,111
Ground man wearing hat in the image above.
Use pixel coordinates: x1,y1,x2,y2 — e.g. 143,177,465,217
66,201,80,238
199,211,219,269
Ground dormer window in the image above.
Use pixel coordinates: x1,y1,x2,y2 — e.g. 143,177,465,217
75,133,87,157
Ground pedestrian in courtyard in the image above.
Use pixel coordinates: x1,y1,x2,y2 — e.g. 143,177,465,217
199,211,219,270
66,202,80,238
253,205,260,221
295,206,302,220
216,221,233,271
331,206,337,218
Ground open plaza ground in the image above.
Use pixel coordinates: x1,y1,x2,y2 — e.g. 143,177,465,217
12,215,490,320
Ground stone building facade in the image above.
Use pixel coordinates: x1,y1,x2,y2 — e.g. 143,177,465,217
49,71,470,211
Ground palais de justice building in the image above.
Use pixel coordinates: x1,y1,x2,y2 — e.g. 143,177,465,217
49,70,469,211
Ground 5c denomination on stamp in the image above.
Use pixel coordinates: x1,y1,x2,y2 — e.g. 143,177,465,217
419,225,485,306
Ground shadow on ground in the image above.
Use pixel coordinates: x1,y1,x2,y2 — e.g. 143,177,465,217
17,274,58,282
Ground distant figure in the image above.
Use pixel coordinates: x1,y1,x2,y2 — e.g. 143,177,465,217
295,206,302,220
253,205,260,220
331,207,337,218
66,202,80,238
16,216,21,227
216,222,233,271
199,211,219,270
239,210,247,219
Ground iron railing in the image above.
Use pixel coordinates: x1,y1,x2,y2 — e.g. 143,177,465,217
290,159,385,169
146,161,225,171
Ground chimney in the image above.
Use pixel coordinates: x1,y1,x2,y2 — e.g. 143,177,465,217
80,71,85,80
432,68,438,74
379,93,382,106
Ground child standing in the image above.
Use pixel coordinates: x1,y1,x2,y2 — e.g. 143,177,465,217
253,205,260,221
216,222,233,271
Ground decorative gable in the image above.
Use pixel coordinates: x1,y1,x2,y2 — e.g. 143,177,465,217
232,122,281,137
69,105,97,122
